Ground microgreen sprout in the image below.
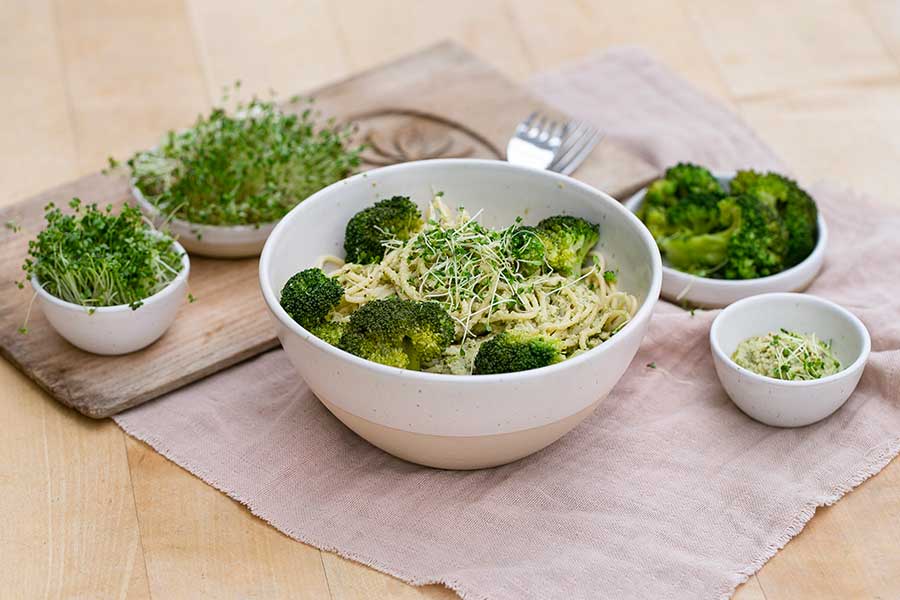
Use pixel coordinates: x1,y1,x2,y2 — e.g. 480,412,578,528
21,199,183,312
123,86,362,226
384,206,599,344
732,328,842,381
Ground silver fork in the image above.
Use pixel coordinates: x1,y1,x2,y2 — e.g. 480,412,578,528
506,111,603,175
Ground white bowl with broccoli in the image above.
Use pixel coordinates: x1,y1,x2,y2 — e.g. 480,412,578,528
625,167,827,308
259,159,662,469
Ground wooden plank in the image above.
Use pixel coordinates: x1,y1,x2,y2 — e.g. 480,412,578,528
328,0,533,81
505,0,733,101
125,437,333,599
0,41,657,419
186,0,349,98
53,0,211,174
0,3,151,598
0,173,279,418
323,551,770,599
0,359,151,599
0,1,78,206
687,0,898,98
734,578,769,600
755,458,900,599
738,82,900,204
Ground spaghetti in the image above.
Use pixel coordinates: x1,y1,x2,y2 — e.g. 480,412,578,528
320,197,638,374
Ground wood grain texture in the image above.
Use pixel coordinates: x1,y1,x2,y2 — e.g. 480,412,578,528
0,5,152,597
0,41,657,419
2,0,900,598
0,359,151,599
52,0,211,174
756,459,900,599
687,0,899,98
328,0,533,81
186,0,349,98
738,83,900,203
125,437,332,599
504,0,732,101
0,1,78,206
0,173,279,418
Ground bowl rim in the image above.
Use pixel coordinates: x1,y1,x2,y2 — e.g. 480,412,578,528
31,236,191,314
131,179,279,234
624,170,828,290
259,158,663,382
709,292,871,387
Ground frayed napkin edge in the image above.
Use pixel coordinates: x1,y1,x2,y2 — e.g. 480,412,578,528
114,416,494,600
714,436,900,599
115,413,900,600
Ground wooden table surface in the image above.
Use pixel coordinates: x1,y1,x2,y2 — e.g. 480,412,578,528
2,1,899,598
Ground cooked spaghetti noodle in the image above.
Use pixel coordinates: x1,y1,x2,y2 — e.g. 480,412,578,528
320,197,638,374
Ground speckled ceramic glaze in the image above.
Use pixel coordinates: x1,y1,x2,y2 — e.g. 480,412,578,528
260,159,662,469
710,293,870,427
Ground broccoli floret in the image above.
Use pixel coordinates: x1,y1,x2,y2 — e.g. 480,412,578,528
280,268,344,331
505,225,546,275
639,163,726,240
310,321,347,346
665,191,723,235
344,196,422,264
472,331,563,375
730,171,818,267
338,298,454,370
535,215,599,276
661,195,787,279
664,162,725,197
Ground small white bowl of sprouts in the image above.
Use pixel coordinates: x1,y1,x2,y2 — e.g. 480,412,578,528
22,199,190,355
710,293,870,427
121,92,362,258
260,159,662,469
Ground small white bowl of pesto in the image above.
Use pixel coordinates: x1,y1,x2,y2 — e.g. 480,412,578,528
709,293,870,427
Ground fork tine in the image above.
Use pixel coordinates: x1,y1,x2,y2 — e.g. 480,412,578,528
548,121,591,168
557,129,604,175
517,111,538,133
531,113,549,139
547,120,562,143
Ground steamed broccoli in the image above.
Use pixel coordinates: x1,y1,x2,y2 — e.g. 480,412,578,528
729,171,818,267
473,331,563,375
661,195,787,279
310,321,347,345
535,215,599,276
664,162,725,197
280,268,344,331
640,163,726,240
506,225,546,275
344,196,422,264
338,298,454,370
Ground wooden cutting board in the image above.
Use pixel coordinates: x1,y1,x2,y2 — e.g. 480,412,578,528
0,41,658,418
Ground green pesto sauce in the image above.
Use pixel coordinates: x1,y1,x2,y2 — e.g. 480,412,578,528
732,328,842,381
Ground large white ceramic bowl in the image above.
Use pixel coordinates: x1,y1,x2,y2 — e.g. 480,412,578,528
624,171,827,308
710,293,870,427
259,159,662,469
31,239,190,355
132,182,275,258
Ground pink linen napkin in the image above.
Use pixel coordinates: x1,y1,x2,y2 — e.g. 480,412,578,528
114,48,900,600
